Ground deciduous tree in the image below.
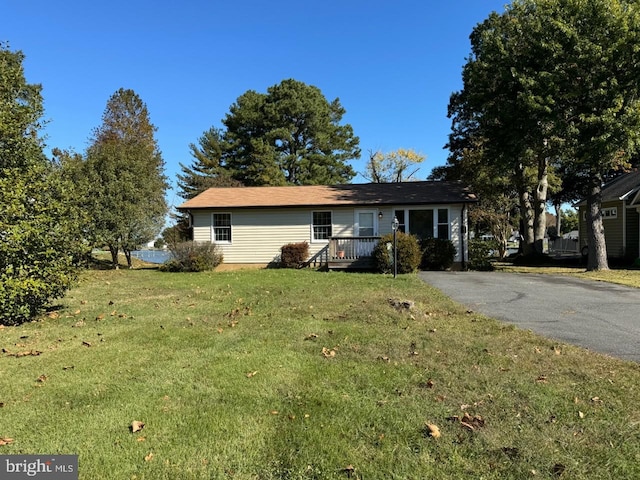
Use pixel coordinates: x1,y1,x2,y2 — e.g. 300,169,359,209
364,148,425,183
86,88,168,268
447,0,640,270
0,44,85,324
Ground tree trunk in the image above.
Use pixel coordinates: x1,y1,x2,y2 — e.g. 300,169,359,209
109,245,119,270
519,189,535,256
123,248,133,268
586,176,609,271
554,202,562,235
532,157,548,254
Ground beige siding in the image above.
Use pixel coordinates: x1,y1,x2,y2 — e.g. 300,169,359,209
191,204,467,264
192,207,356,264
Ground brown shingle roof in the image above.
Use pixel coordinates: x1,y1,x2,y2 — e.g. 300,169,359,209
178,181,477,210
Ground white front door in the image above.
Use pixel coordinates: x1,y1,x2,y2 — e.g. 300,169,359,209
354,210,377,257
355,210,376,237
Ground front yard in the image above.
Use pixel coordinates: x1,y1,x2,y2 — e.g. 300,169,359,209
0,267,638,479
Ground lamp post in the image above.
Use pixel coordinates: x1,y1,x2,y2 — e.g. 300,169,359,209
392,216,399,278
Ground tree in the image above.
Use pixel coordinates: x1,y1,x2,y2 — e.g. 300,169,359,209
447,0,640,270
86,88,168,268
0,44,86,324
176,127,243,200
179,79,360,192
363,148,425,183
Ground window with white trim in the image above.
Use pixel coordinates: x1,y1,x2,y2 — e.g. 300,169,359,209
212,213,231,243
437,208,450,239
602,207,617,219
312,211,332,241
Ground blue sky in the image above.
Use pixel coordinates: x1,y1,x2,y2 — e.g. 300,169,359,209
3,0,507,209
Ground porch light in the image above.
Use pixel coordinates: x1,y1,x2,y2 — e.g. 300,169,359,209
392,216,399,232
378,211,383,220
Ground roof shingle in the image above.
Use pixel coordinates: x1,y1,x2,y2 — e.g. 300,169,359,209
178,181,478,210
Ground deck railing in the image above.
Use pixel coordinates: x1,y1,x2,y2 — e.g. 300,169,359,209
329,236,381,260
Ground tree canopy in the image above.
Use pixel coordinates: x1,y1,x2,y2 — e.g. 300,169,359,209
0,44,86,324
85,88,168,268
443,0,640,270
178,79,360,198
363,148,425,183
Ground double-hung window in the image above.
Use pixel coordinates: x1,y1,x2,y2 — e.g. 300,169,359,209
312,211,332,241
437,209,449,239
212,213,231,243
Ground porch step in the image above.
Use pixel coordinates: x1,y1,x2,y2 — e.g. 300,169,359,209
328,257,375,270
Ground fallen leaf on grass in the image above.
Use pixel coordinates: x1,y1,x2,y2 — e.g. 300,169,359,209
269,410,279,415
144,452,154,462
4,349,42,357
131,421,145,433
304,333,318,341
321,347,336,358
246,371,258,378
578,411,585,419
342,464,356,477
36,374,47,383
136,437,146,442
82,341,92,347
447,412,485,431
424,423,441,439
0,437,14,446
48,312,60,319
536,375,548,383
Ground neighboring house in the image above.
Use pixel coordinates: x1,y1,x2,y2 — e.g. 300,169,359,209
578,169,640,260
178,181,478,269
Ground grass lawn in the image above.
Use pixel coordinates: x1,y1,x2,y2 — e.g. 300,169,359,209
1,266,639,479
495,263,640,289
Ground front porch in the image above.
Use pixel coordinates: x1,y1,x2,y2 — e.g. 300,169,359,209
304,236,381,269
327,236,381,269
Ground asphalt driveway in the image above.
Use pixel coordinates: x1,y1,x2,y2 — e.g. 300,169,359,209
419,271,640,363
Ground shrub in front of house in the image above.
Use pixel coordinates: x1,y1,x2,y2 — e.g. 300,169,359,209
280,242,309,268
160,241,223,272
373,232,422,274
467,238,496,271
421,238,456,270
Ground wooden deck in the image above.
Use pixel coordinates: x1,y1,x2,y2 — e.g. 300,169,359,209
327,236,380,270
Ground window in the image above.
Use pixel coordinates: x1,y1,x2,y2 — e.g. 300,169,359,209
394,210,406,233
212,213,231,243
398,208,450,240
437,208,449,239
409,209,434,240
312,211,332,241
602,207,617,220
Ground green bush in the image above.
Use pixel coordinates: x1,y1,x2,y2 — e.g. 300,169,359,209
160,241,223,272
421,238,457,270
0,165,87,325
372,232,422,274
468,238,497,271
280,242,309,268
